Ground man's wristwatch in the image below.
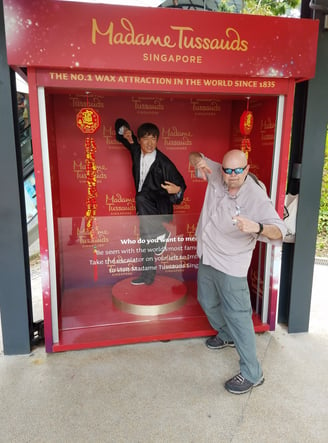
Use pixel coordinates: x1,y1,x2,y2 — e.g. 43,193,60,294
257,223,264,235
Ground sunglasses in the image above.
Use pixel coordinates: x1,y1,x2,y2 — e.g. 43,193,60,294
222,166,247,175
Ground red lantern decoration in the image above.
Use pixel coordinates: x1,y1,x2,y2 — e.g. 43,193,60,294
76,107,100,235
76,107,100,134
239,110,254,136
241,137,252,153
76,105,100,281
239,100,253,159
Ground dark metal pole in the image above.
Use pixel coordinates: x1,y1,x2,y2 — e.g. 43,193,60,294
0,0,33,354
280,1,328,332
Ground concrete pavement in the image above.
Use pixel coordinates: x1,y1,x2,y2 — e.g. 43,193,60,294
0,250,327,442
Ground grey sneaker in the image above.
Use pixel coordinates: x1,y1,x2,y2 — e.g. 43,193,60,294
225,373,264,395
205,335,235,350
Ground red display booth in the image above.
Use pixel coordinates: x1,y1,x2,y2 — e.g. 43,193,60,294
4,1,318,352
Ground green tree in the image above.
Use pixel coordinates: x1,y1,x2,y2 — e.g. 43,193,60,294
217,0,238,13
318,128,328,236
218,0,300,16
316,127,328,256
242,0,300,16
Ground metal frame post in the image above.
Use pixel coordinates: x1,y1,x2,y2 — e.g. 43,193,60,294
0,0,33,354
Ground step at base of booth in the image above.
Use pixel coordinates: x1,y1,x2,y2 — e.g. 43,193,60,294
52,312,269,352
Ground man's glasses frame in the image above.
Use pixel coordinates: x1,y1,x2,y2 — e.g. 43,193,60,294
222,166,248,175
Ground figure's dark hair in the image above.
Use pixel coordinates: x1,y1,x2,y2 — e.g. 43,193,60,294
137,123,160,139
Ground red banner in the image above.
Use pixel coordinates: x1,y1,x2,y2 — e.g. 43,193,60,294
4,0,318,80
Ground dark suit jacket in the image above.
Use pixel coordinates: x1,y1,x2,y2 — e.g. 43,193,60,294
115,119,186,215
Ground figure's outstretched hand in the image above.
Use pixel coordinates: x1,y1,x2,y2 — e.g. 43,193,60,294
122,127,133,144
115,118,133,143
161,181,181,194
192,157,212,180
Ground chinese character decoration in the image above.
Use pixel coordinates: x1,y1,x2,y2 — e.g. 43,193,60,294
239,98,253,159
76,105,100,281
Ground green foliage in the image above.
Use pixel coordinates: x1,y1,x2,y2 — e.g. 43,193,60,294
217,0,300,16
217,0,238,13
318,127,328,237
241,0,300,16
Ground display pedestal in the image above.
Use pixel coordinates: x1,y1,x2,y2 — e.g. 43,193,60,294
112,276,188,316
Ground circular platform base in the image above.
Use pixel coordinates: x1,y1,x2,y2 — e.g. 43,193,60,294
112,275,188,316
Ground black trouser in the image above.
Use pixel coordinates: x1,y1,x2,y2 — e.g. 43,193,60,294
135,192,172,238
135,192,172,281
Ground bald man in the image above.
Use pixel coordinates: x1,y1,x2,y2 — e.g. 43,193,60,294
189,150,286,394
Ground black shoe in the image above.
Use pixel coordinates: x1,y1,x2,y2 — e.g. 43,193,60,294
205,335,235,350
154,231,171,256
131,277,145,285
131,276,154,286
224,373,264,395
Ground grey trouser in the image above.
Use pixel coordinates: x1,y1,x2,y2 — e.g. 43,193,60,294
197,259,262,383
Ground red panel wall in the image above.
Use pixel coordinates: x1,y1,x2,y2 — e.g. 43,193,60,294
50,91,232,218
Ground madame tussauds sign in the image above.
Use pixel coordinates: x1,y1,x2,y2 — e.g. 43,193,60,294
4,0,318,78
91,18,248,52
